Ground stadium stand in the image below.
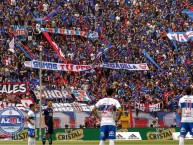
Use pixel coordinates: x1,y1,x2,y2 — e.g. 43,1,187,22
0,0,193,128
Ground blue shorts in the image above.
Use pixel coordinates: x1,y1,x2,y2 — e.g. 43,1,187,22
180,122,193,136
100,125,116,140
28,128,35,137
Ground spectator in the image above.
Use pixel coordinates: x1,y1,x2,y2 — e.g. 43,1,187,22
171,119,177,128
150,118,159,128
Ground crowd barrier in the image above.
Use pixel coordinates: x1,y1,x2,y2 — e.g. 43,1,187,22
1,128,183,141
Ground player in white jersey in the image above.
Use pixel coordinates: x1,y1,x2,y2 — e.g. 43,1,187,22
26,104,36,145
178,86,193,145
92,88,122,145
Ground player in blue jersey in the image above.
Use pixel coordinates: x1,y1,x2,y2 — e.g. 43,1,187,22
92,88,122,145
178,86,193,145
42,100,54,145
26,104,36,145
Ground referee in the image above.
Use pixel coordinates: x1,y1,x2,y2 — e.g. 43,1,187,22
42,100,54,145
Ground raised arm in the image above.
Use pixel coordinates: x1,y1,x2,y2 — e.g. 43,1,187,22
92,100,101,121
115,100,122,123
115,107,122,123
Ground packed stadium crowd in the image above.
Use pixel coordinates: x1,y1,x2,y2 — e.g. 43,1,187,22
0,0,193,111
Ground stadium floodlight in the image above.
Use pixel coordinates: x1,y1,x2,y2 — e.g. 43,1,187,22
39,45,43,140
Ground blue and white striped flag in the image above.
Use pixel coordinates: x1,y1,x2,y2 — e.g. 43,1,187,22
95,44,114,60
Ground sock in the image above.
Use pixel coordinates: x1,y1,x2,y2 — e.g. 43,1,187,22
32,138,36,145
42,136,46,145
109,139,115,145
31,138,36,145
99,140,105,145
48,137,52,145
179,136,185,145
28,137,33,145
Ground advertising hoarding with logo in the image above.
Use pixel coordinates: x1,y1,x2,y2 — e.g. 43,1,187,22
173,132,193,140
116,132,142,140
147,128,175,140
56,129,84,140
0,82,28,94
0,107,25,135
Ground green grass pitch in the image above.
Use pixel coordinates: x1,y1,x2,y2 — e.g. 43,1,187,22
0,140,193,145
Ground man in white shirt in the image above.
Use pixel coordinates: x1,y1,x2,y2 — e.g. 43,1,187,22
26,104,36,145
11,0,16,6
178,86,193,145
43,3,49,12
92,88,122,145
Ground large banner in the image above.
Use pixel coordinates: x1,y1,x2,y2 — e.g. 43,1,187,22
33,90,90,101
0,103,178,129
41,28,98,39
20,99,33,108
100,63,149,70
47,103,92,112
52,103,92,112
24,61,149,71
72,90,91,101
33,90,70,99
0,82,28,94
24,61,94,72
135,102,161,112
167,31,193,42
11,26,98,39
12,25,27,36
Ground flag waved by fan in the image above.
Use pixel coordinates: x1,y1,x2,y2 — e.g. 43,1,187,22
35,6,61,22
182,6,193,20
95,44,114,61
8,38,14,53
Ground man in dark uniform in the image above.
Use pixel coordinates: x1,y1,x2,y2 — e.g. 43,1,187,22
42,100,54,145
